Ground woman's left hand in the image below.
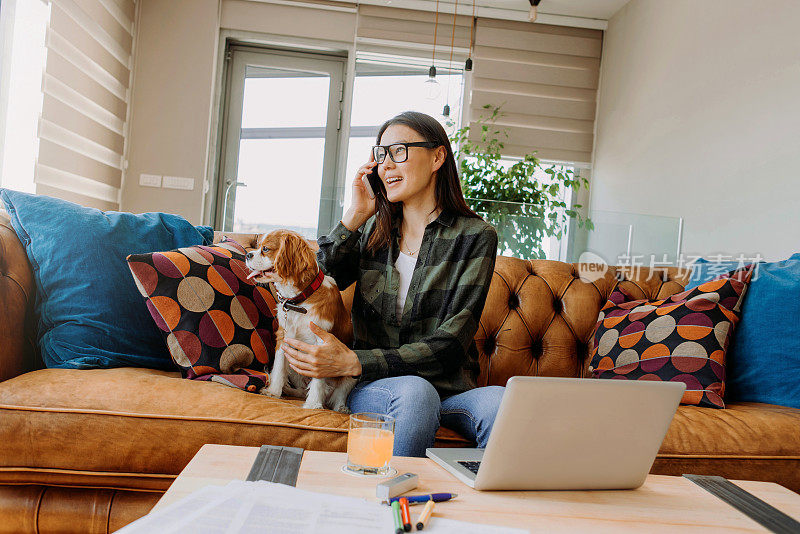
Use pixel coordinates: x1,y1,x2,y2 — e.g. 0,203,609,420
283,322,362,378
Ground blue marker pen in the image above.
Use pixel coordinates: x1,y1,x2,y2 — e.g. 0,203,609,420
388,493,457,506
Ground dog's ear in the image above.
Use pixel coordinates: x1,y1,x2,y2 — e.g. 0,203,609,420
297,236,319,275
274,232,316,283
273,232,298,279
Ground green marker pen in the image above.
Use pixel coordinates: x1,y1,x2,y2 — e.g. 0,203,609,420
391,500,403,534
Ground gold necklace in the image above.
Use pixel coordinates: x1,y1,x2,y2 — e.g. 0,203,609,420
399,209,440,257
401,240,420,257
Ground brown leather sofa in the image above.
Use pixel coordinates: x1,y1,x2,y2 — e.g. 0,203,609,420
1,213,799,533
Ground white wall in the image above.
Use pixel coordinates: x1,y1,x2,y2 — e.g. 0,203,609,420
122,0,220,222
590,0,800,261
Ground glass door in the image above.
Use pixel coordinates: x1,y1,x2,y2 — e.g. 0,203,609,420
217,47,345,238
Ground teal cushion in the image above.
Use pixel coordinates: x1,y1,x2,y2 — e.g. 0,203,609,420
0,188,213,369
726,253,800,408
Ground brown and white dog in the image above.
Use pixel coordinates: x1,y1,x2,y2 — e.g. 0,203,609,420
245,229,356,412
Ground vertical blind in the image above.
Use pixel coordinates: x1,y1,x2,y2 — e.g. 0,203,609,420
37,0,135,210
470,18,602,164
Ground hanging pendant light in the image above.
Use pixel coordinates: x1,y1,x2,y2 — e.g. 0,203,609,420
465,0,475,71
424,67,441,100
443,0,458,117
424,0,442,100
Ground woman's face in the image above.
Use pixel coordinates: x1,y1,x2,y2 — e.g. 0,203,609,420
376,124,445,205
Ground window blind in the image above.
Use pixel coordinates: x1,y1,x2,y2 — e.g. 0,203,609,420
356,4,472,64
37,0,135,210
220,0,357,43
470,18,602,164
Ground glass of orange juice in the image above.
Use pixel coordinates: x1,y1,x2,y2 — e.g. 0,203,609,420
345,413,395,476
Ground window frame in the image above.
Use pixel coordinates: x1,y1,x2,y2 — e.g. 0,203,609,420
213,44,346,234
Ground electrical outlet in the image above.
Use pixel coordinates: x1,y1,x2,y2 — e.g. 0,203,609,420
139,173,161,187
162,176,195,190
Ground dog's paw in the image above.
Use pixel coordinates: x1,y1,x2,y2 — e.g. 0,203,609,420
302,401,324,410
261,384,283,398
332,404,351,414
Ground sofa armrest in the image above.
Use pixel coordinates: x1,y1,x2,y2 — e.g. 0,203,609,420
0,208,37,382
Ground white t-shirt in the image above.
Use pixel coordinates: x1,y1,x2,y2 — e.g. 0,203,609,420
395,251,417,320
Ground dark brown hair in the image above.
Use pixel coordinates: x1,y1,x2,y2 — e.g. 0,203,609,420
366,111,481,254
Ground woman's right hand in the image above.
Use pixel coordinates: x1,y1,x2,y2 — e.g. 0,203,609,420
343,154,378,231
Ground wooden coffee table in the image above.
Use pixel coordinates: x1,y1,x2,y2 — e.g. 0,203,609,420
154,444,800,532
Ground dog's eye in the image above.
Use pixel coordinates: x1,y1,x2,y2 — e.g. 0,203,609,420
262,246,269,253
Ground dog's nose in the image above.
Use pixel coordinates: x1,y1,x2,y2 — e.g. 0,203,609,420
246,252,254,260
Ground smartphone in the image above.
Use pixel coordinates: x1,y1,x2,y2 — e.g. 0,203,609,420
361,166,378,199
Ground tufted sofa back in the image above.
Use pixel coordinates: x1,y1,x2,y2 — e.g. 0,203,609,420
474,257,689,386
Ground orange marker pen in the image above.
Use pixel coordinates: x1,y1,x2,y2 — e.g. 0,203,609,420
399,497,412,532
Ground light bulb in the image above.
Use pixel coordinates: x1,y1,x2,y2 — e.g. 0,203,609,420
424,65,441,100
424,77,441,100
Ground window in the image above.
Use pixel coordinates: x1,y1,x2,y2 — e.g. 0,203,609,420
0,0,49,192
217,47,345,238
465,156,575,260
342,55,464,214
216,47,465,239
502,158,576,260
232,71,331,236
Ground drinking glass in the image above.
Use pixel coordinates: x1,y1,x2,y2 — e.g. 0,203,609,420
345,413,395,476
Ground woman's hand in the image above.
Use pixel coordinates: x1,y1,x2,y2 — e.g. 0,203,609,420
282,322,362,378
342,153,378,231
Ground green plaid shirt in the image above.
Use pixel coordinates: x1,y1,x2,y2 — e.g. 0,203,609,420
316,211,498,396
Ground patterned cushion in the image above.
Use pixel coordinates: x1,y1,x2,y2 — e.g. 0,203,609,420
126,238,277,392
588,267,753,408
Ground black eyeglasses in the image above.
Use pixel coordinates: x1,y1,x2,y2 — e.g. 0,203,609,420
372,142,439,164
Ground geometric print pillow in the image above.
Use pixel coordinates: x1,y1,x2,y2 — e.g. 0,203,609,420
588,267,753,408
126,238,277,393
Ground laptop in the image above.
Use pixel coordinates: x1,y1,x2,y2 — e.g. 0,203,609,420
426,376,685,490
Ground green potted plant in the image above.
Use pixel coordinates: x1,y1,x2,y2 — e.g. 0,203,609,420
448,104,593,259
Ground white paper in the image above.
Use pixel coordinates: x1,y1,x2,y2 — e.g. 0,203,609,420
114,485,237,534
116,480,528,534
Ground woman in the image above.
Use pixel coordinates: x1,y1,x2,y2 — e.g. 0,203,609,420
281,111,502,457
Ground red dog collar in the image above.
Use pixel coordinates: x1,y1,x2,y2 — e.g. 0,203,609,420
273,269,325,314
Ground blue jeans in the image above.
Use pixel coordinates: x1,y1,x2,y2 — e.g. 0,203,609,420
346,376,505,457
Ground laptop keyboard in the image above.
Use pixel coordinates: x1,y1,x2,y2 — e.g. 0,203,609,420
458,461,481,475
